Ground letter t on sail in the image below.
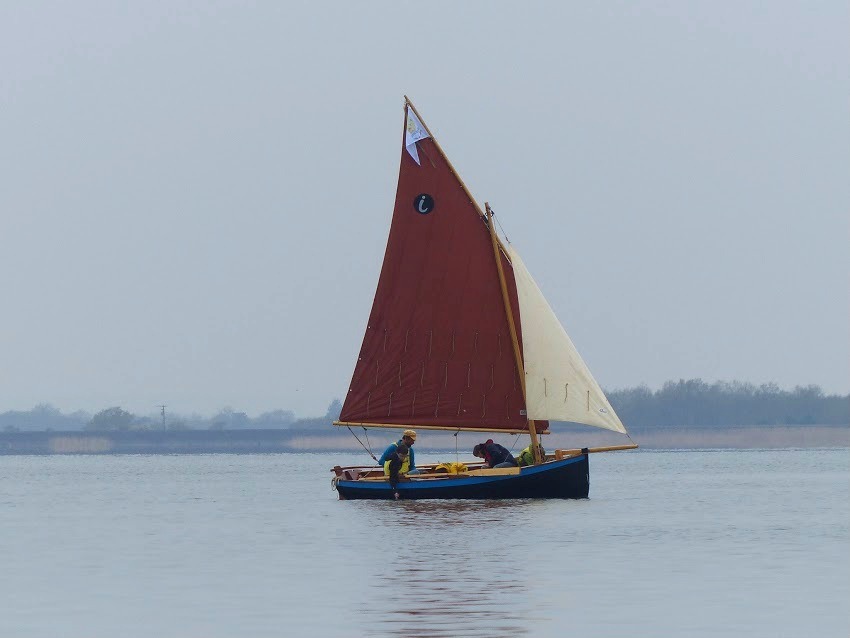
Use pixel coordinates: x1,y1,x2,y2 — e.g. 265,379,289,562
405,106,430,165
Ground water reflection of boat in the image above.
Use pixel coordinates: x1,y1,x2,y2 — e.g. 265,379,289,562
331,98,637,500
368,539,532,637
374,497,524,527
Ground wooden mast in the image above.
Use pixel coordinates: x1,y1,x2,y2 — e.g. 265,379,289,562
408,96,543,462
486,203,542,465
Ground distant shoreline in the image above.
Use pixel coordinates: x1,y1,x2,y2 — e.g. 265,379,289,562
0,424,846,455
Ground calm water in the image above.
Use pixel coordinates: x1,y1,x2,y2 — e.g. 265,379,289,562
1,448,847,637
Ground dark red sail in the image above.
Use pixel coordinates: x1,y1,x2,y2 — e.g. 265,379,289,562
339,104,543,433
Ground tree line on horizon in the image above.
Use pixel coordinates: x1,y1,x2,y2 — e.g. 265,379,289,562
0,381,846,433
606,379,847,430
0,400,343,433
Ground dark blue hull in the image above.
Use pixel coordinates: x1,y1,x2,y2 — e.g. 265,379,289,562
335,454,589,500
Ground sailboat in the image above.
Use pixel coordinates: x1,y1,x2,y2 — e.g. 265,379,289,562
331,97,637,500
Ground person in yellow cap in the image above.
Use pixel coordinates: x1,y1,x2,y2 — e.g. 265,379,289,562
378,429,419,474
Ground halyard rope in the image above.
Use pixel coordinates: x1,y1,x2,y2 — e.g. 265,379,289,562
490,207,511,245
346,425,378,462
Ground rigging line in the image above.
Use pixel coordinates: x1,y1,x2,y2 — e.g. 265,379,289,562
489,206,511,245
508,433,521,454
454,430,460,464
363,427,375,456
346,425,378,462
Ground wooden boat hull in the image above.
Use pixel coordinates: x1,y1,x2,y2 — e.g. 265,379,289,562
334,454,589,500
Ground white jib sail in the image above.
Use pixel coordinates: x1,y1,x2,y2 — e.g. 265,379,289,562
508,246,627,434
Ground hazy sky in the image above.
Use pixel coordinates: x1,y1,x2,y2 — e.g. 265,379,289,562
1,1,847,418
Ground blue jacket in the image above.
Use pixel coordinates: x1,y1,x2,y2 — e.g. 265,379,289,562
378,440,416,470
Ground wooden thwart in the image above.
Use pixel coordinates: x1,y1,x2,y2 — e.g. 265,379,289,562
343,465,523,482
333,462,486,472
466,466,521,476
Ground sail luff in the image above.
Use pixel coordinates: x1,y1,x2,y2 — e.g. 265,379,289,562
486,203,542,463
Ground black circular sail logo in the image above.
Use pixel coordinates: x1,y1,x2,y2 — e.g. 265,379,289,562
413,193,435,215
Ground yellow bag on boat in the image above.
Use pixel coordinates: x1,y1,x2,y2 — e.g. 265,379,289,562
434,461,467,474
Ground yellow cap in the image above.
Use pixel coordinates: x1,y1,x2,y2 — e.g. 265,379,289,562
402,429,417,440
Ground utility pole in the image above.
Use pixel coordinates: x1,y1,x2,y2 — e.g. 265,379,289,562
157,405,167,430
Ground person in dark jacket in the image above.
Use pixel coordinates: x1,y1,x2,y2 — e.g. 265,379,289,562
384,443,409,499
378,429,419,474
472,439,518,468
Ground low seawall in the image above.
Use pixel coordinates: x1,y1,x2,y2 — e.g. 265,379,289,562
0,424,847,455
0,429,297,455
